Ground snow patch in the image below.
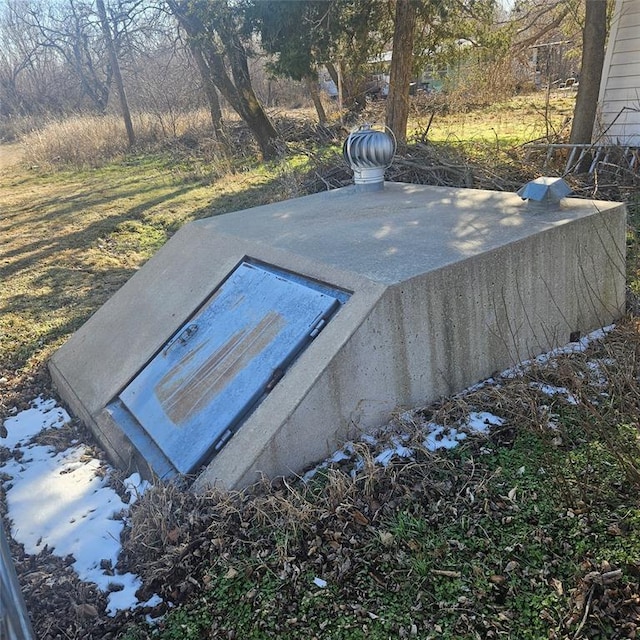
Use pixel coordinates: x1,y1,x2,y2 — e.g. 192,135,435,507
529,382,578,405
1,398,153,616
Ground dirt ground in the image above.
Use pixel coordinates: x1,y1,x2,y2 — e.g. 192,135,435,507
0,143,24,169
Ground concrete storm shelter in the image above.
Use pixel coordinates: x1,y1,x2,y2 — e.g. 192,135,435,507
49,179,626,491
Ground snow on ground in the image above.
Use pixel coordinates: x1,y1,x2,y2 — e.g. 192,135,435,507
304,327,613,481
2,399,513,613
0,398,156,616
303,408,509,481
0,326,613,616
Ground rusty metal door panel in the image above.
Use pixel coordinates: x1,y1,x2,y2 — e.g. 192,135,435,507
118,262,341,475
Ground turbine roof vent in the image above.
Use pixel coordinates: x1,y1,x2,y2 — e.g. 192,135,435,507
343,124,396,191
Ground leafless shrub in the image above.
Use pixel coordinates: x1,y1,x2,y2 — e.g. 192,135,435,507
418,57,519,116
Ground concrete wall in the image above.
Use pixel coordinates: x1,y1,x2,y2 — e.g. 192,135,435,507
195,201,626,489
48,183,627,490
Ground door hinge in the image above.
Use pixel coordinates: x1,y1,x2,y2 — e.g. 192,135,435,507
309,318,327,338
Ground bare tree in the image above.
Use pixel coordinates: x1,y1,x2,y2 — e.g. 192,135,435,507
0,0,207,129
4,0,164,117
18,0,112,112
0,1,40,115
187,41,227,144
96,0,135,145
511,0,572,50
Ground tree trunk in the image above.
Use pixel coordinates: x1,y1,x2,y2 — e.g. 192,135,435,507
325,61,343,121
96,0,135,147
236,87,281,159
569,0,607,146
305,75,327,125
326,59,366,118
167,0,280,160
220,12,280,159
385,0,417,148
190,44,228,146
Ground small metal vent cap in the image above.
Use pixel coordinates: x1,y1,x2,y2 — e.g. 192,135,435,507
343,124,396,191
517,177,572,203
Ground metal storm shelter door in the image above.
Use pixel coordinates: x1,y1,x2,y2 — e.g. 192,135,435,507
118,262,341,476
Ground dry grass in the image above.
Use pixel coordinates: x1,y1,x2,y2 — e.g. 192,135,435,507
22,114,131,167
17,107,347,171
0,143,24,168
20,110,220,169
114,320,640,639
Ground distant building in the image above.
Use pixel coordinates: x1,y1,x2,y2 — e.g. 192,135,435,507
528,40,576,90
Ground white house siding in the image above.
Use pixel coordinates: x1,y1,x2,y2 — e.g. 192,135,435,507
597,0,640,145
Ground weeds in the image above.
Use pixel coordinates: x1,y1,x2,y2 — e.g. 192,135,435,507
3,97,640,638
109,319,640,640
20,110,218,169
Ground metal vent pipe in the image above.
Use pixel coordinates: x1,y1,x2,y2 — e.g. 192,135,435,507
0,525,34,640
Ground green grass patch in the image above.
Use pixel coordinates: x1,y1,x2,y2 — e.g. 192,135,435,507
0,150,296,373
414,93,576,146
